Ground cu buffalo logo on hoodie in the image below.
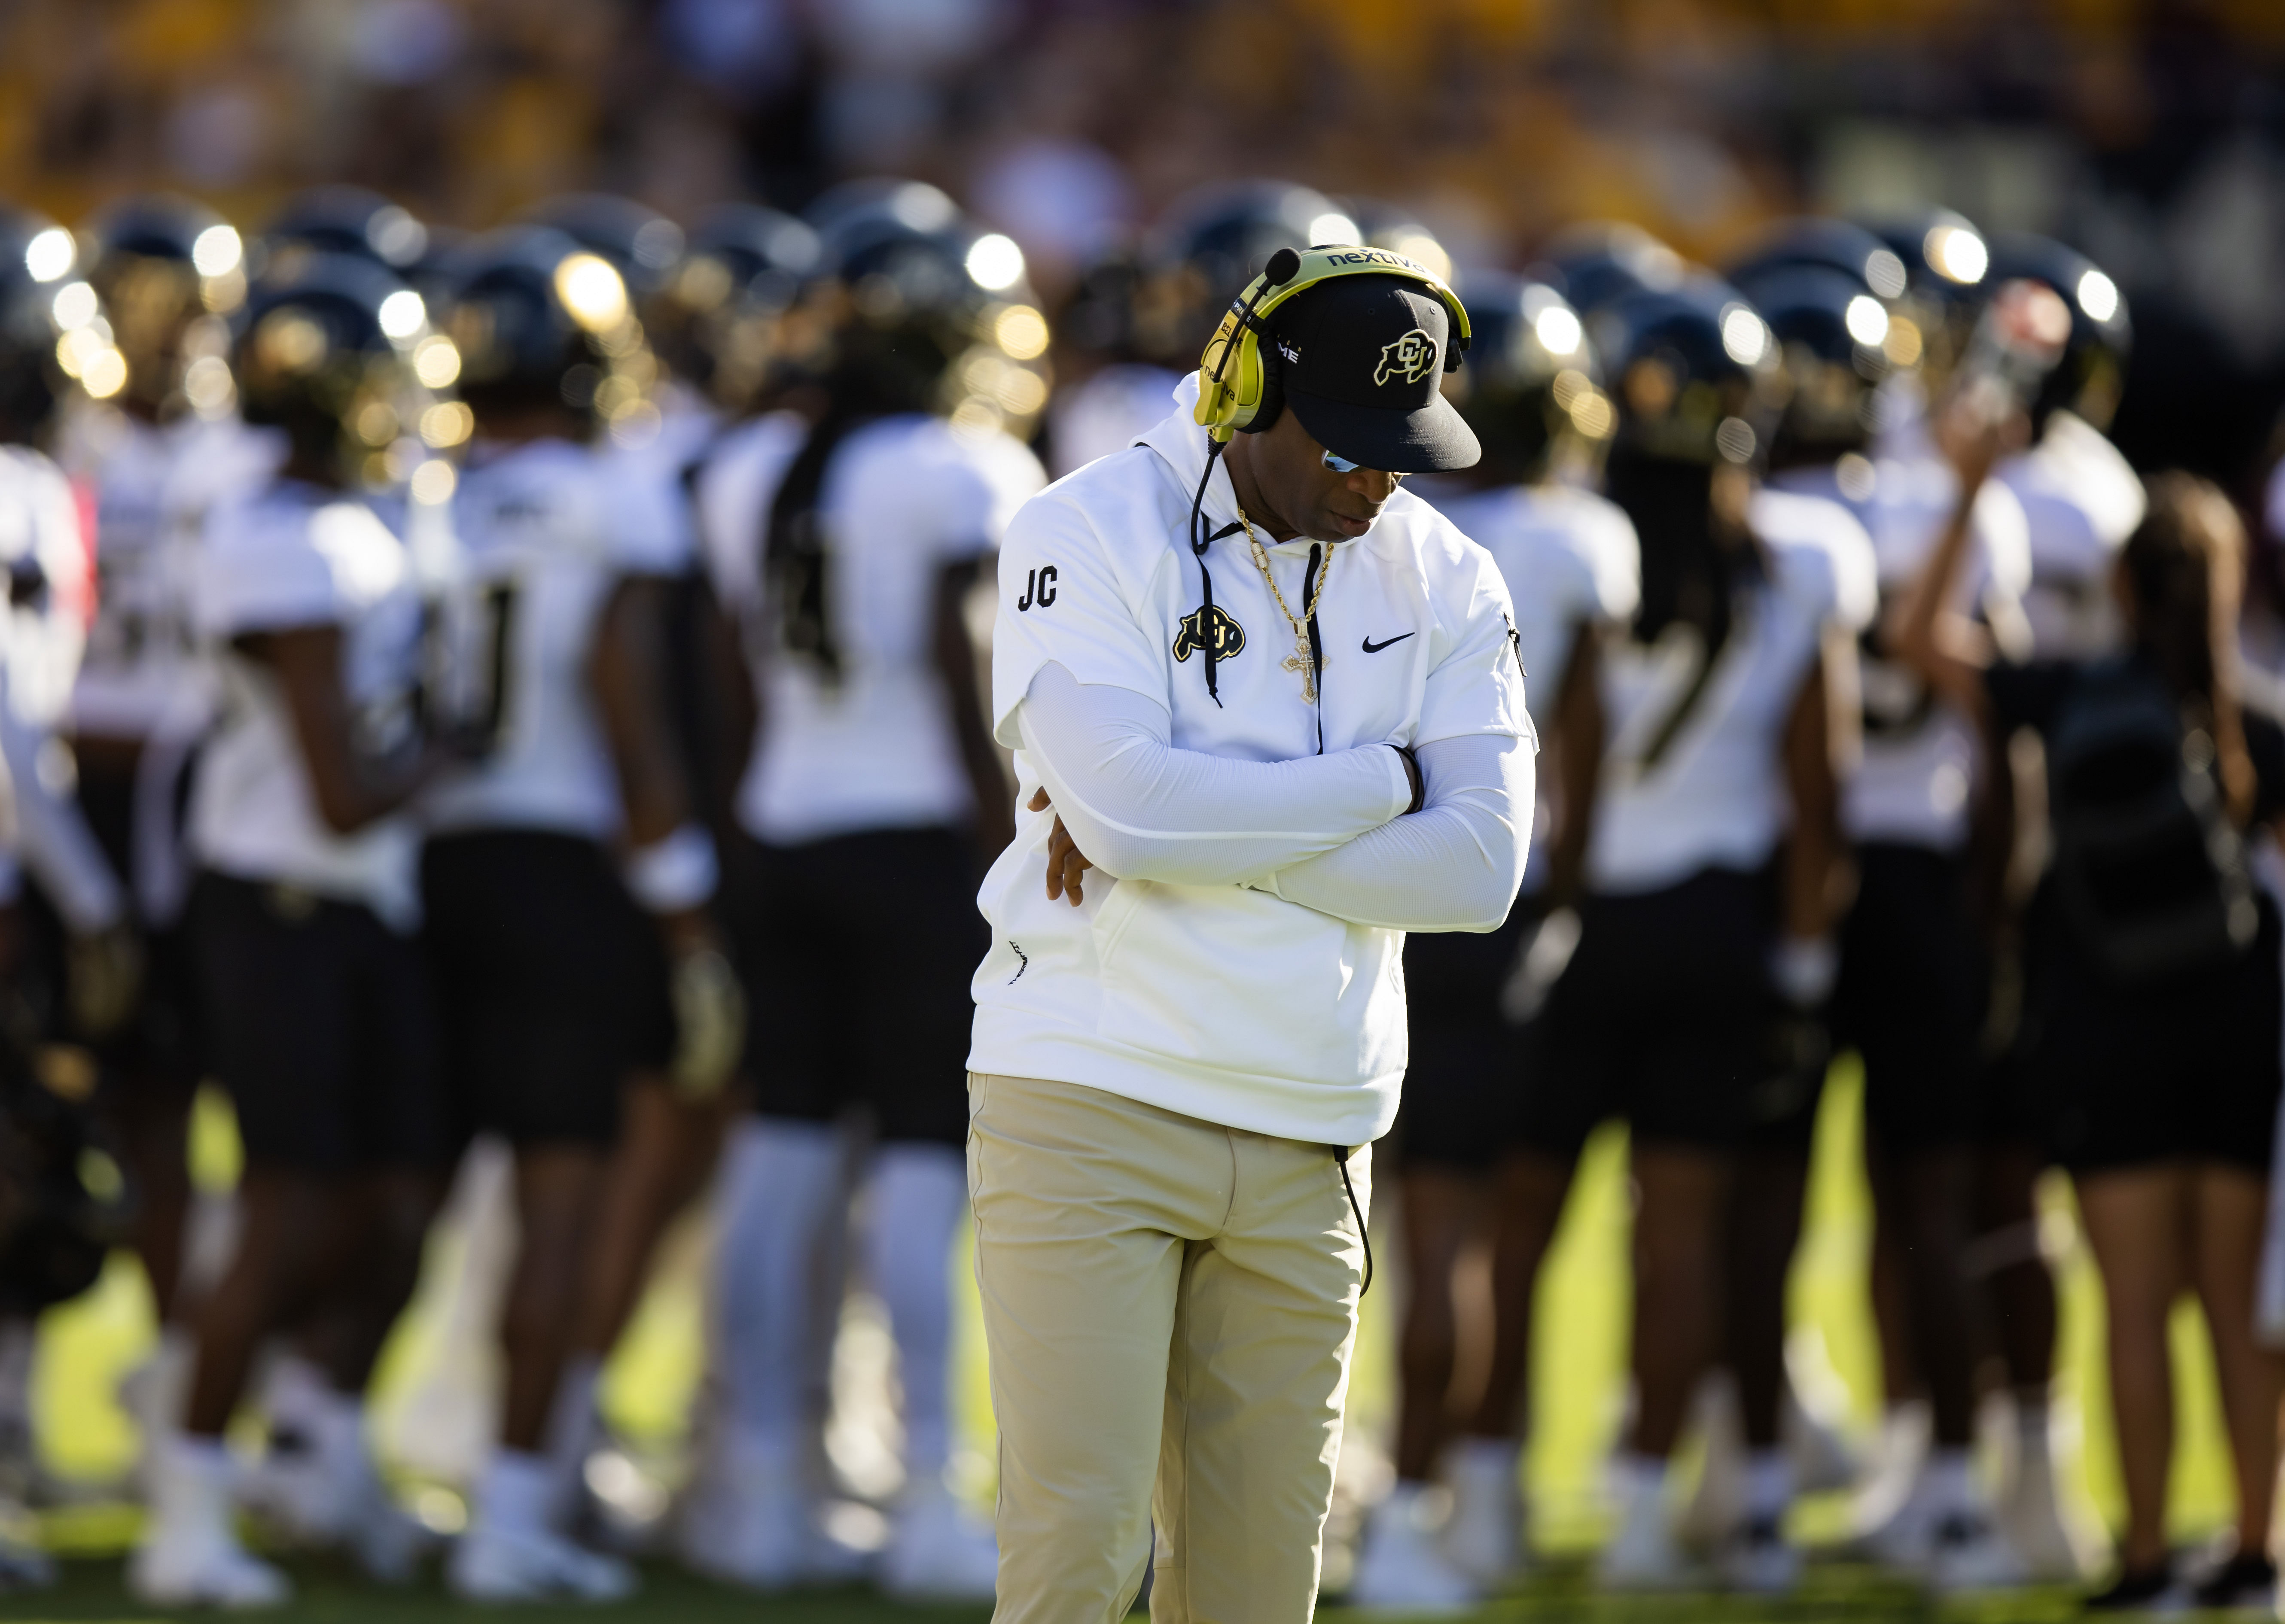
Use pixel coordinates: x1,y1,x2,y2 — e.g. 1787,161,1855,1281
1374,328,1438,387
1172,604,1245,664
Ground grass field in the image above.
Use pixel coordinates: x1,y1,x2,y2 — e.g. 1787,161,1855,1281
0,1061,2253,1620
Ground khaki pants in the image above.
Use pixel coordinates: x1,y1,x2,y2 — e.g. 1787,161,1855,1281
966,1071,1370,1624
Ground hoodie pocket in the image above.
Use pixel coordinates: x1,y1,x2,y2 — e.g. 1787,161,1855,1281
1088,876,1149,969
1091,882,1406,1085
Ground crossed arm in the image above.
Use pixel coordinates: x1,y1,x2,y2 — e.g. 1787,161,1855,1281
1018,660,1531,932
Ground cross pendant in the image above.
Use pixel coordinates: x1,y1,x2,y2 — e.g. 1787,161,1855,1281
1281,635,1317,704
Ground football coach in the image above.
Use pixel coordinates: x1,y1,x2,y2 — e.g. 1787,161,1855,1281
966,245,1536,1623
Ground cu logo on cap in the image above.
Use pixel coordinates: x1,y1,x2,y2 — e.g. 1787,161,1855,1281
1373,328,1438,386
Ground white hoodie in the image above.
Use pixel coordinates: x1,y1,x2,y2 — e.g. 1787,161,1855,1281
967,381,1534,1146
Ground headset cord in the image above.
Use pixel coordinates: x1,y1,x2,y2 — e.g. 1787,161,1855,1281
1301,542,1326,754
1187,442,1242,707
1332,1145,1372,1296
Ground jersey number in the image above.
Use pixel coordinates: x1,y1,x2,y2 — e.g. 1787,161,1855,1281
427,581,520,757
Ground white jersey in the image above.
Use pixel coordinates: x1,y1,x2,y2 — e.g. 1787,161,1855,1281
1431,484,1640,730
0,447,91,730
1431,483,1638,891
421,438,688,841
187,483,424,923
0,447,122,931
1994,410,2144,656
606,386,719,569
55,407,278,739
1048,364,1182,478
1771,460,2031,850
969,380,1534,1147
697,410,1046,845
1589,487,1877,893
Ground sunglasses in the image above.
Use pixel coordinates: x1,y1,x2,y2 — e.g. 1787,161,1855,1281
1322,450,1404,478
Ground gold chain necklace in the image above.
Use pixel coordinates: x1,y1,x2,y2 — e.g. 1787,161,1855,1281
1237,505,1331,703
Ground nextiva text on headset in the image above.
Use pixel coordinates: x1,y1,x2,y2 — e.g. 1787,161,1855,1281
1179,244,1481,703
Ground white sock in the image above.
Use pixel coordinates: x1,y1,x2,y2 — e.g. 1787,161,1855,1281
1453,1443,1526,1507
714,1117,846,1468
477,1448,555,1539
141,1326,195,1436
1924,1447,1977,1517
864,1142,967,1488
544,1352,603,1513
1611,1451,1667,1511
1379,1478,1437,1530
2013,1391,2050,1454
1743,1448,1793,1524
262,1352,331,1443
311,1384,369,1474
154,1434,239,1543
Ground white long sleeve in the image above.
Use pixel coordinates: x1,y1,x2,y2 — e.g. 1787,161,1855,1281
1257,732,1532,931
1015,660,1412,887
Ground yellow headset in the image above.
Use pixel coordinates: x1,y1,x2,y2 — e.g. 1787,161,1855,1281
1192,244,1472,441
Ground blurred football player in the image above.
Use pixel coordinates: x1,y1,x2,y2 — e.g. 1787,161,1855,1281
686,182,1043,1598
1348,274,1636,1608
1868,224,2125,1577
551,204,828,1533
1486,285,1875,1591
1981,235,2141,659
129,253,453,1607
1725,234,2038,1588
419,227,741,1600
50,198,281,1457
0,204,138,1578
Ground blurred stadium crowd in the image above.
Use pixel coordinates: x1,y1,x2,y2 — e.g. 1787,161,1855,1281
0,0,2283,1617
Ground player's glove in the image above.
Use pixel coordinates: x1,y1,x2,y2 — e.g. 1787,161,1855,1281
67,925,144,1043
670,946,745,1099
1752,934,1837,1131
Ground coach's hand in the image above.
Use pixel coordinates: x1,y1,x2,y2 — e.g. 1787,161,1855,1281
1028,788,1094,906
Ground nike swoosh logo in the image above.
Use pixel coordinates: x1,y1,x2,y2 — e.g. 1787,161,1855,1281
1361,632,1415,654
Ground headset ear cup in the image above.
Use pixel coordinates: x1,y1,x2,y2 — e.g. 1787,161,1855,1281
1220,323,1262,433
1239,335,1283,435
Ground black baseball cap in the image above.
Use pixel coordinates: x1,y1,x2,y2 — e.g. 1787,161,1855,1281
1269,272,1480,473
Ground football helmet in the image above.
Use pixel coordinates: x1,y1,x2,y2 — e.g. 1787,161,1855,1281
521,193,687,299
1856,208,1990,382
1594,285,1776,651
85,194,245,415
1339,197,1456,285
1593,282,1776,467
234,251,446,489
0,205,122,437
440,225,655,444
261,186,430,276
799,180,1050,435
665,203,821,411
1726,217,1907,303
1450,271,1610,485
1729,261,1895,469
1533,222,1689,316
1982,232,2130,432
1130,180,1358,368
